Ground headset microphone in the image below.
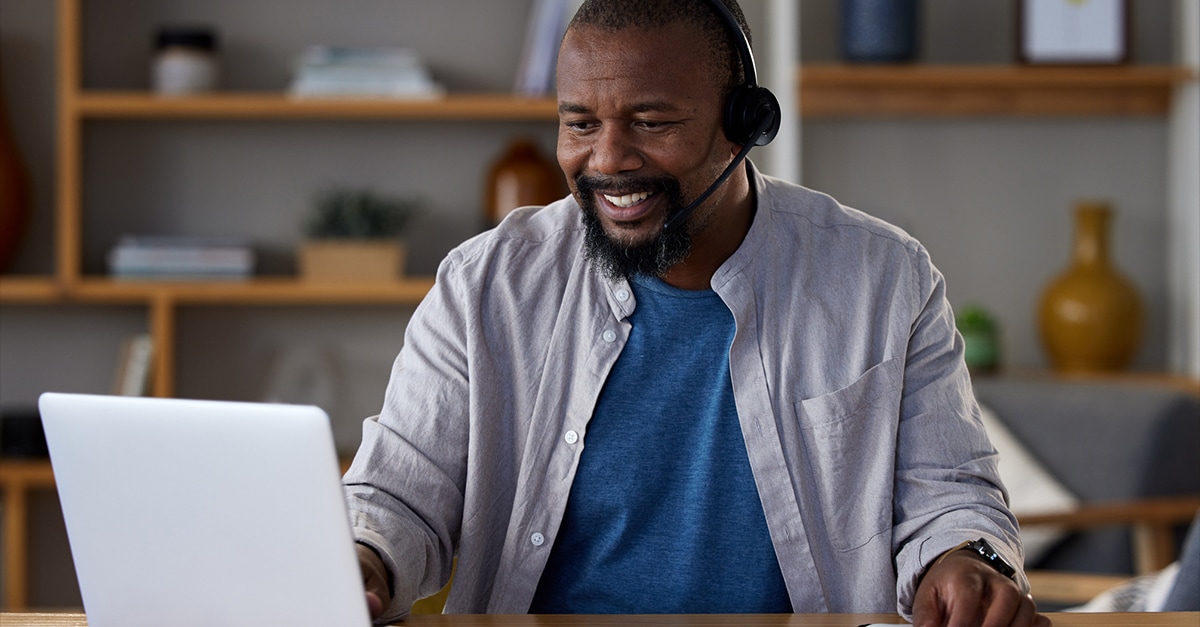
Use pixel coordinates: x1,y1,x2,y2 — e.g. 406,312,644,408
663,114,774,234
664,0,781,235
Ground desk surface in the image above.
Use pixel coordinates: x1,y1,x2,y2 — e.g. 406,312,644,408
2,613,1198,626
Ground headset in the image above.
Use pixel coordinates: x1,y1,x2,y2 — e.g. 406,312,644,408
663,0,781,233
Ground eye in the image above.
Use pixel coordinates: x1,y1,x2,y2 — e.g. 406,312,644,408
633,119,675,132
561,118,597,133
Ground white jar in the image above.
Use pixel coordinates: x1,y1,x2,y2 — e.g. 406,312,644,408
152,27,219,95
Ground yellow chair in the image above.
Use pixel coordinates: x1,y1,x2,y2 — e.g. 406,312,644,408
410,559,456,614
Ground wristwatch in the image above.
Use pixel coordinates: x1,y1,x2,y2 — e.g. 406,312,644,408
964,537,1017,580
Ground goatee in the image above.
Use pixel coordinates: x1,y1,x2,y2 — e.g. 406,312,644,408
576,173,692,281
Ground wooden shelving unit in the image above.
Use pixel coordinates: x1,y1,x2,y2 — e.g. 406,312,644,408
72,91,559,120
799,64,1194,117
39,0,546,398
0,0,558,611
0,462,56,613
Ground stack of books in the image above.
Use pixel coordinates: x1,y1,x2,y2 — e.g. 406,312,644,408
106,235,255,280
288,45,445,99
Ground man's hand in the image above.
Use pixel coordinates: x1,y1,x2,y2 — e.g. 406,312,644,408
357,543,392,620
913,549,1051,627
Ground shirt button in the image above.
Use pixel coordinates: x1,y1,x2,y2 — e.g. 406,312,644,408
615,288,630,302
602,329,616,342
564,430,579,445
530,532,545,547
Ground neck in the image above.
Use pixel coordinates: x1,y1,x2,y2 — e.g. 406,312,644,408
658,165,755,290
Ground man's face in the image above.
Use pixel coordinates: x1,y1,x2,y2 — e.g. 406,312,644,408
555,22,734,279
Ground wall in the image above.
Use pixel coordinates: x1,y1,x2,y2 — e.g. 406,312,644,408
0,0,1184,607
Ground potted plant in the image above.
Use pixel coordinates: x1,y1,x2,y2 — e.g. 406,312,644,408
297,186,419,282
956,304,1000,375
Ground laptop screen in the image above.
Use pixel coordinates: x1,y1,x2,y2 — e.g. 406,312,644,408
39,392,371,627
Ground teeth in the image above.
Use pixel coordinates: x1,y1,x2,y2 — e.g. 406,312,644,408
603,191,652,208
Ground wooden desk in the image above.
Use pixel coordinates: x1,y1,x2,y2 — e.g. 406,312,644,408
1,613,1197,626
402,616,1200,626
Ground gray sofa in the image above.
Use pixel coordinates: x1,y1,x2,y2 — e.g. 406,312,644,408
972,376,1200,576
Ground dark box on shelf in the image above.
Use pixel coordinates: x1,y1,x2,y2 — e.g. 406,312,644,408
0,406,49,458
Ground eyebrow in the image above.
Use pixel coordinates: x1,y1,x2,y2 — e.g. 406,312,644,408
557,100,684,115
558,103,591,115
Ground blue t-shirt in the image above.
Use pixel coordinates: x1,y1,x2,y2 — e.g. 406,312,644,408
529,275,792,613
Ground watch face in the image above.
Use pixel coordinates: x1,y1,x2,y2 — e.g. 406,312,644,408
970,538,1016,579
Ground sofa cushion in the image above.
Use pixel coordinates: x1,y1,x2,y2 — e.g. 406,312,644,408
978,403,1078,565
972,377,1200,574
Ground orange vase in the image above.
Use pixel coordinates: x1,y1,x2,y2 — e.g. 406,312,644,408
0,73,31,273
1037,201,1143,372
484,138,564,226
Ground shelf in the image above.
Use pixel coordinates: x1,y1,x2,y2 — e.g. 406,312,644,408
0,461,55,489
798,64,1195,117
0,278,66,303
73,277,436,304
990,369,1200,397
70,92,559,121
2,277,436,305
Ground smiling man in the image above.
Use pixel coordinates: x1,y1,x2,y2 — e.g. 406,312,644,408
344,2,1047,626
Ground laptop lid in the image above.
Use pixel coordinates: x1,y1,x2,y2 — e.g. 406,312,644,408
38,392,370,627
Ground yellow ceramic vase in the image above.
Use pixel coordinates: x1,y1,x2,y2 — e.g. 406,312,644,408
1038,201,1143,372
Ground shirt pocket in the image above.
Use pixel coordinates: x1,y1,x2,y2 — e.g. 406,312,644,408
796,358,903,552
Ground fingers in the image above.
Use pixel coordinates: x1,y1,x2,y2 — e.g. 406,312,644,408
1006,595,1040,627
978,573,1051,627
365,591,384,618
942,572,986,627
357,543,392,619
978,583,1023,627
911,583,944,627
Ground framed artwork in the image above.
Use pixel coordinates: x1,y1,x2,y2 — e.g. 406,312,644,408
1018,0,1130,64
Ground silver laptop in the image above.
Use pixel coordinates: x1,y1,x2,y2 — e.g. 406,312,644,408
38,392,371,627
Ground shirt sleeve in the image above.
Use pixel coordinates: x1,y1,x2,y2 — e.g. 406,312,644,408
343,251,472,623
889,245,1030,619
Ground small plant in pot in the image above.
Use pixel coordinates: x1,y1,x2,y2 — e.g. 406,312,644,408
298,187,420,282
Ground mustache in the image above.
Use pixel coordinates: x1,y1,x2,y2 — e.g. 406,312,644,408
575,173,680,197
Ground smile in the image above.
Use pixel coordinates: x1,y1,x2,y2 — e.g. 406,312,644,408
602,191,653,208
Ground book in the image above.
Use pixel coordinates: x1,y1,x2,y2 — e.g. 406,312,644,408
289,76,445,99
106,234,255,279
112,333,154,397
295,45,425,70
289,45,445,99
513,0,583,97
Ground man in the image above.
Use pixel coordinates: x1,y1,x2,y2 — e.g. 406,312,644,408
345,1,1049,625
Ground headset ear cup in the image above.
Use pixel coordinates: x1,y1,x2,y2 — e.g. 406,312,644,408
725,85,781,147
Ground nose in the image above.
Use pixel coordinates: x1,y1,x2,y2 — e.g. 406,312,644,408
589,125,644,176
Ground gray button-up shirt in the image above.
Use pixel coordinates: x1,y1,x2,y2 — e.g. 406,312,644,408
343,165,1027,623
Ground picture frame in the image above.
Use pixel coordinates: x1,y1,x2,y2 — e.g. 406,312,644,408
1018,0,1130,65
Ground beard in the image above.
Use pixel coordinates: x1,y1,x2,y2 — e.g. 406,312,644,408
576,173,694,281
